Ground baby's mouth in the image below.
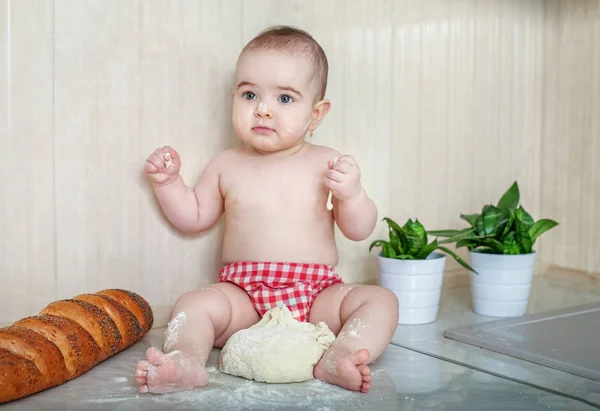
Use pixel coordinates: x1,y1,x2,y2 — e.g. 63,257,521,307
252,126,275,134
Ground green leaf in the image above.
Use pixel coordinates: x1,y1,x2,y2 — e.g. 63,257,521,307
503,239,521,255
418,219,428,245
383,217,402,233
388,228,404,254
514,218,533,253
460,213,479,227
497,181,520,211
500,209,515,239
404,226,423,255
481,205,508,236
428,228,470,237
396,229,410,254
382,242,397,258
383,217,409,253
502,231,515,244
415,239,439,260
473,246,496,254
456,239,478,249
438,229,477,245
396,254,416,260
438,246,478,274
475,215,485,236
369,240,389,253
405,219,427,244
479,238,505,254
370,240,399,258
516,205,534,228
529,219,559,243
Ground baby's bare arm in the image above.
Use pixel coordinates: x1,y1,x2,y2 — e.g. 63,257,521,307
334,188,378,241
322,150,378,241
154,157,224,234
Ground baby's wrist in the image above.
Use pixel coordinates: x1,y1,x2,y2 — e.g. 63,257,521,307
153,175,180,189
338,186,364,204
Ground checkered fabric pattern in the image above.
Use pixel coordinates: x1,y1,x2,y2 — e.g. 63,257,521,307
219,261,343,322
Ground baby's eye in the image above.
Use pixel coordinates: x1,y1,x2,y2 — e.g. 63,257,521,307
278,94,294,104
243,91,256,100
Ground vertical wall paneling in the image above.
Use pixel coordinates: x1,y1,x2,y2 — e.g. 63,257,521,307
0,0,10,321
540,0,600,273
136,0,243,303
54,1,243,306
1,0,599,323
334,0,393,283
54,0,144,298
1,0,55,322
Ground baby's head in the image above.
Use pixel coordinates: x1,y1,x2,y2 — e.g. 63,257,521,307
232,26,331,154
240,26,329,101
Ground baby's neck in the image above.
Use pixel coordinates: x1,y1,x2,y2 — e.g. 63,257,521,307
245,142,309,157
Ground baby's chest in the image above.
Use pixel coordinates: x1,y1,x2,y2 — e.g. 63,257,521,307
222,167,324,213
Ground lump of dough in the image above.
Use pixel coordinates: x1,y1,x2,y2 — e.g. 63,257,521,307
219,305,335,383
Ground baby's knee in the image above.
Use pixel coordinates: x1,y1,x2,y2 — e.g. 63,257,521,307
174,285,224,310
373,286,399,309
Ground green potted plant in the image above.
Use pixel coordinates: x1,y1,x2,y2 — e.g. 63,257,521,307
369,217,474,325
428,181,558,317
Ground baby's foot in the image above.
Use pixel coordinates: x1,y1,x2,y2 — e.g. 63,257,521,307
135,347,209,394
313,348,372,393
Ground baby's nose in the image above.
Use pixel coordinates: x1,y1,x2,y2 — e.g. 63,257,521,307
254,102,273,119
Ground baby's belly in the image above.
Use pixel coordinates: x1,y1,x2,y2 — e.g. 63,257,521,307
221,216,339,266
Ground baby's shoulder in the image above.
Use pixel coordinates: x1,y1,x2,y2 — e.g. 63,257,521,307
207,146,245,166
306,143,341,161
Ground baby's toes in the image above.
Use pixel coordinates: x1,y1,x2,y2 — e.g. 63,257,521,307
358,364,371,377
137,360,153,372
135,369,148,385
358,365,372,393
146,347,168,365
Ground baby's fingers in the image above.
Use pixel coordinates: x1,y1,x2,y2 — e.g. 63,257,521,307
146,152,166,173
323,177,340,190
332,160,356,174
336,155,357,166
144,158,160,174
164,146,180,163
326,169,344,183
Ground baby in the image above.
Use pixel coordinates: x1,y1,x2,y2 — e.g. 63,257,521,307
135,26,399,394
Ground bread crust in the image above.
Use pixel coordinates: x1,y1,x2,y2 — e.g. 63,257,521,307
97,289,154,332
0,289,154,404
13,315,101,377
74,294,143,350
0,348,45,404
0,326,69,389
40,299,122,360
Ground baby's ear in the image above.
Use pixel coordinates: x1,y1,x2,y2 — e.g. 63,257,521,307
311,99,331,127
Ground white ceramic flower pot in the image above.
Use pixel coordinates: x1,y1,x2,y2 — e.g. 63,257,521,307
376,252,446,325
469,251,536,317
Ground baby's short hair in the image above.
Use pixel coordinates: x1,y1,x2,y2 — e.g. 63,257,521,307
241,26,329,100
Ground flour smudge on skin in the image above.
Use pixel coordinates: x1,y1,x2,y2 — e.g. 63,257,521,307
164,312,187,351
324,316,368,376
258,103,268,114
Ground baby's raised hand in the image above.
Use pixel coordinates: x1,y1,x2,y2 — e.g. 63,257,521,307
324,155,362,202
144,146,181,186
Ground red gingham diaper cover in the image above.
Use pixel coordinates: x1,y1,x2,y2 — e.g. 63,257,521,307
219,261,343,322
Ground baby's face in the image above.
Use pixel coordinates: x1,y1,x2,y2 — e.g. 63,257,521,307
232,49,321,154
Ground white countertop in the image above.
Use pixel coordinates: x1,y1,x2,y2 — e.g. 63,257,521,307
2,267,599,410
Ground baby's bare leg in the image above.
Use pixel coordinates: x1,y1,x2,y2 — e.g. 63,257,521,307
135,282,259,394
309,284,399,393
